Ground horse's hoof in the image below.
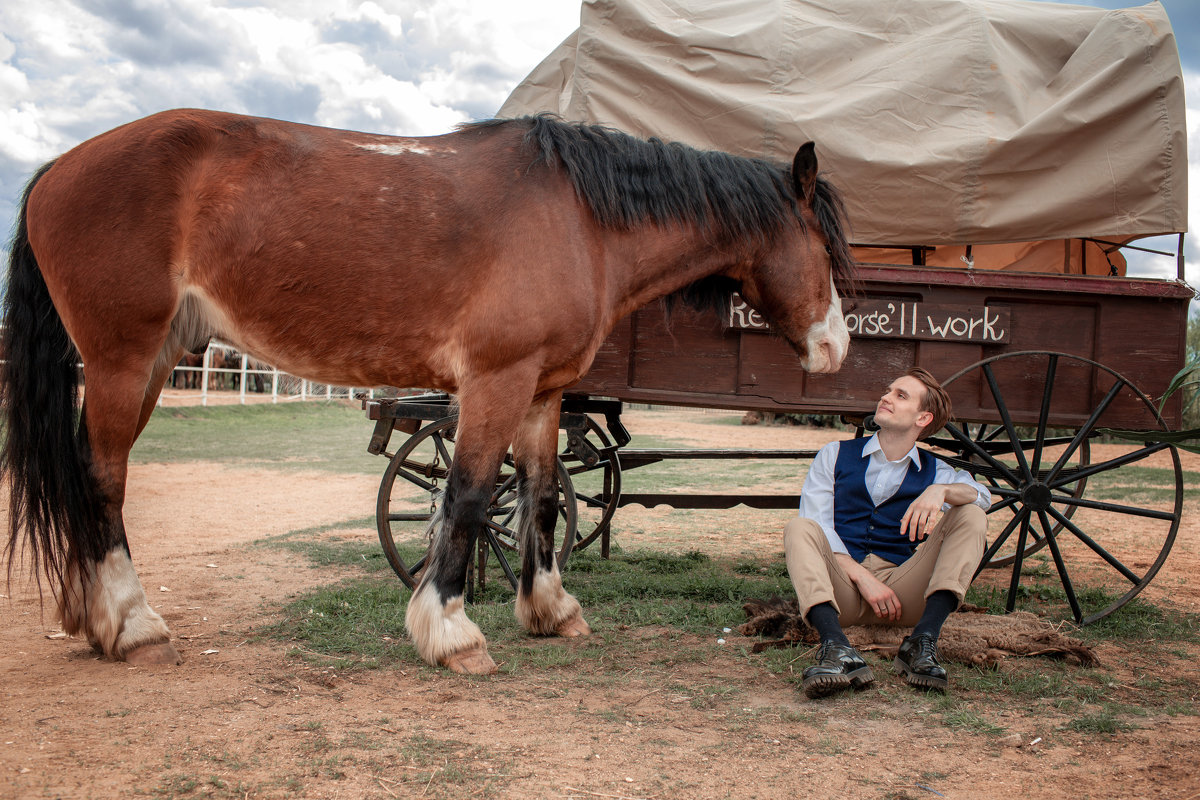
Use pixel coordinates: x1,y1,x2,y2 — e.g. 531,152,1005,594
124,642,183,666
555,613,591,638
440,647,497,675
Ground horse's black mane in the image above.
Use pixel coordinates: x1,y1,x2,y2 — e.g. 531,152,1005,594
459,115,856,311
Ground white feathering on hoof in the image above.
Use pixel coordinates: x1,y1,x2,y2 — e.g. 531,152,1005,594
60,549,172,658
515,566,584,635
405,585,488,666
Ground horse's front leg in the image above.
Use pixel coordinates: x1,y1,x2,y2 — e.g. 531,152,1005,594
404,386,522,675
404,465,497,674
511,393,590,638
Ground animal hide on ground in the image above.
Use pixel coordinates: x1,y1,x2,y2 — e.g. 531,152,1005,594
740,596,1098,667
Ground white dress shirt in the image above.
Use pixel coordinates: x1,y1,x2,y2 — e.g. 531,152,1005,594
798,434,993,557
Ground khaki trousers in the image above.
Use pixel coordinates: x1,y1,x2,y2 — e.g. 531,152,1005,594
783,504,987,628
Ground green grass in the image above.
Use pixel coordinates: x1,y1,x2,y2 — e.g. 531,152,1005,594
262,535,794,672
259,517,392,572
132,402,381,473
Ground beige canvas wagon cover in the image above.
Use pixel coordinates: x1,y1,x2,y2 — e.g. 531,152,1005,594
500,0,1187,270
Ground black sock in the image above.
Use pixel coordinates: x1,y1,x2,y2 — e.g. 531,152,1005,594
806,602,850,646
911,590,959,641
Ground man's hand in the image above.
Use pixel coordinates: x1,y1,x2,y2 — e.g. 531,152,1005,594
902,483,980,541
835,553,902,621
901,484,949,541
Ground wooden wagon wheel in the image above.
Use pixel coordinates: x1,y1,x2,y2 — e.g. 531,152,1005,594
376,416,577,595
945,423,1090,569
939,351,1182,624
559,414,622,551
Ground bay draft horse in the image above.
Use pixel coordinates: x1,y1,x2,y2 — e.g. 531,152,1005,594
1,110,854,674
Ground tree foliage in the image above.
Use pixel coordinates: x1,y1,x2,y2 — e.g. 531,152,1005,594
1181,311,1200,429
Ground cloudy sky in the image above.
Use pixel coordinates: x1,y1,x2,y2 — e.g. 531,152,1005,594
1,0,1198,304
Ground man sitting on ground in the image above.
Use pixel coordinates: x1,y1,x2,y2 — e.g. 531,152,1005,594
784,367,991,698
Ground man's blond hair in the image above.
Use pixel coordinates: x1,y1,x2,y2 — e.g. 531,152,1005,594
905,367,952,439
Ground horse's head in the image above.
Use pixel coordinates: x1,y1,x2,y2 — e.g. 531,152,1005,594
735,143,853,374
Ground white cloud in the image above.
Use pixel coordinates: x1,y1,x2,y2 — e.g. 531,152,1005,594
0,0,580,241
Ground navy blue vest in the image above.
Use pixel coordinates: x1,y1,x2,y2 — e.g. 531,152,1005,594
833,437,939,565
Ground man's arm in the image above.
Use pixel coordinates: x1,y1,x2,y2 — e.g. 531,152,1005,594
797,442,849,555
834,553,903,622
900,482,980,541
901,459,993,540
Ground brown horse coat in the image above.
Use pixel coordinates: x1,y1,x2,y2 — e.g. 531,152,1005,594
3,110,853,672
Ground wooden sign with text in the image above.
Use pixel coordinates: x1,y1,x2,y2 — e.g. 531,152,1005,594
728,296,1011,344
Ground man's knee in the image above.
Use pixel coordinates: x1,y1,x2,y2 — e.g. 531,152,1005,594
943,504,987,540
784,516,828,553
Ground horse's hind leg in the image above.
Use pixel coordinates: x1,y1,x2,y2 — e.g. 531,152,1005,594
511,392,590,638
62,359,181,665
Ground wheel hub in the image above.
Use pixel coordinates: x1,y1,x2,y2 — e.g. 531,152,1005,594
1021,481,1053,511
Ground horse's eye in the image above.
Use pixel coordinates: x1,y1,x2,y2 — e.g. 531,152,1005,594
824,245,832,255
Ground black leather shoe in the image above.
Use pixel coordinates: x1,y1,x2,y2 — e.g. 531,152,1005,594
801,642,874,698
895,633,948,691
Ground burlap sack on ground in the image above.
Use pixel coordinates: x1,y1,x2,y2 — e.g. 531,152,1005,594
741,597,1098,667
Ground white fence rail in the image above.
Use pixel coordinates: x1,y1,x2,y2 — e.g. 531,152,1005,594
161,340,375,406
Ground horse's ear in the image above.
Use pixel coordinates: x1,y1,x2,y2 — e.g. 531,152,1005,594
793,142,818,205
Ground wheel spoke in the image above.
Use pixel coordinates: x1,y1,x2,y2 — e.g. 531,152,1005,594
981,424,1007,444
566,457,613,477
394,467,439,493
486,517,518,543
983,363,1033,483
943,423,1021,485
497,504,519,529
482,528,518,588
387,512,432,522
575,491,608,510
1047,442,1170,490
493,471,519,503
975,506,1029,578
985,495,1021,515
1036,509,1082,622
982,481,1026,520
1005,514,1033,612
1045,377,1126,484
1050,493,1177,521
1030,355,1059,473
1045,506,1143,585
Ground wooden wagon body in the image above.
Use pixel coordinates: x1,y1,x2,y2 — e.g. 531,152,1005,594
577,265,1193,431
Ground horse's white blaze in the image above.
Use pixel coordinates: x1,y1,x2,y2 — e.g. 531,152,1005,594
405,586,488,666
60,548,170,658
515,565,583,635
801,277,849,373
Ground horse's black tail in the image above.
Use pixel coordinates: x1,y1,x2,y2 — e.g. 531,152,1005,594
2,160,102,597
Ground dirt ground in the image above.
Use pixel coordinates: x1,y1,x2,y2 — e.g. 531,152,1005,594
2,409,1199,799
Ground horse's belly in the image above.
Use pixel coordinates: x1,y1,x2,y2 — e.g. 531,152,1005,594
179,286,452,392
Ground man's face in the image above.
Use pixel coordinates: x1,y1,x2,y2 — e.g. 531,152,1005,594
876,375,932,434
